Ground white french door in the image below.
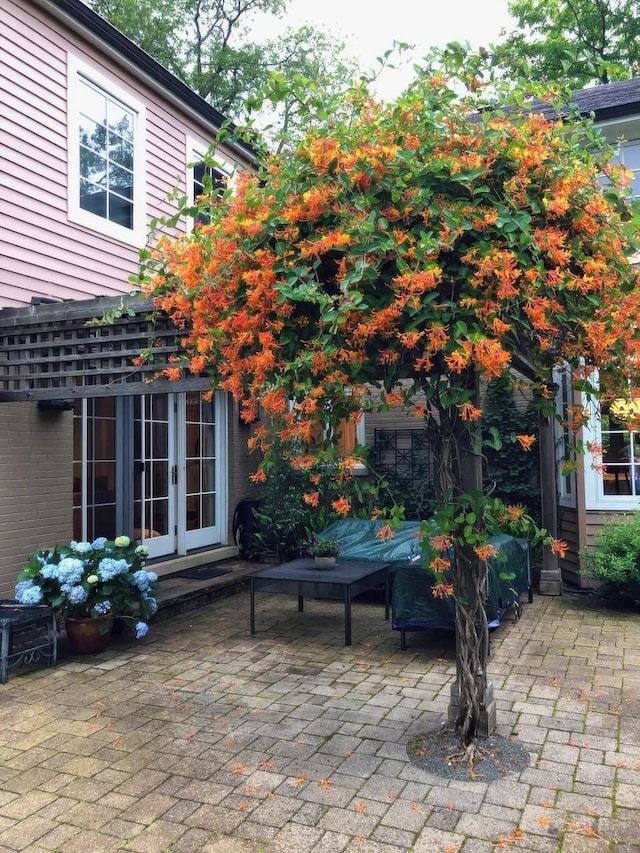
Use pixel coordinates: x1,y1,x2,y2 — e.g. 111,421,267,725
73,392,227,558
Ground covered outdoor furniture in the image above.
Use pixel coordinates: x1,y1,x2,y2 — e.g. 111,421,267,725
316,519,532,649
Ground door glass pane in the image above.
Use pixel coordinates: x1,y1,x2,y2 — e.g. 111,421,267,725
202,493,216,527
186,423,200,457
152,461,169,498
186,495,200,530
201,424,215,457
134,395,171,540
202,460,216,491
183,394,217,542
186,460,200,493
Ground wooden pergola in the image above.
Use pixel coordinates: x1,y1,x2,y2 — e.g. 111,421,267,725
0,294,209,401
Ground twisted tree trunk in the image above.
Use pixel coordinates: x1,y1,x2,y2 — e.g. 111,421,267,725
428,369,495,745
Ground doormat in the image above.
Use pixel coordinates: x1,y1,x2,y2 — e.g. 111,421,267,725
175,566,232,580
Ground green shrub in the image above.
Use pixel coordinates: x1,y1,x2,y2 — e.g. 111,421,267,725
581,513,640,604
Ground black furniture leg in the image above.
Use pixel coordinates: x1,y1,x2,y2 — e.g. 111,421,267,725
344,586,352,646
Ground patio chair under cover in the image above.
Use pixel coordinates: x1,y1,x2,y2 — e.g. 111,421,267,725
317,519,531,647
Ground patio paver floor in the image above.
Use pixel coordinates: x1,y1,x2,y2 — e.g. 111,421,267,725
0,589,639,852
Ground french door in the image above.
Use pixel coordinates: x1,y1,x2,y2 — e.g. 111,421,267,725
73,391,227,558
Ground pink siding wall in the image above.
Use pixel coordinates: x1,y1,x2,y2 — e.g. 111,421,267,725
0,0,230,309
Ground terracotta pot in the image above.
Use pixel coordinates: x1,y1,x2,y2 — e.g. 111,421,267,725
65,614,113,654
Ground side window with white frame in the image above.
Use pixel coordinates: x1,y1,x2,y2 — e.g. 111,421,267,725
618,140,640,198
554,363,576,507
67,56,146,246
583,368,640,510
187,138,235,227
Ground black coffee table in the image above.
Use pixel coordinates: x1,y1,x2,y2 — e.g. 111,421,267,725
247,559,391,646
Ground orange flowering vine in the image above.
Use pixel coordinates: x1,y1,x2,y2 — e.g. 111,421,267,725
516,434,537,451
331,497,351,516
432,583,454,599
141,49,640,747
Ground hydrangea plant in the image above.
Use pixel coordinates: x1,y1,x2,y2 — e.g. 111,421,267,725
15,536,158,638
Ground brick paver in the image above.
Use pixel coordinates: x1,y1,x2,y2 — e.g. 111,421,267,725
0,591,639,851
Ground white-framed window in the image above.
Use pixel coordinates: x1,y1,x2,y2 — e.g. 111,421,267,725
186,138,235,228
616,140,640,198
583,369,640,510
554,364,576,508
67,55,147,246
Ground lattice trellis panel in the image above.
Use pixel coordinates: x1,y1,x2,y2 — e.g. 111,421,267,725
0,295,209,401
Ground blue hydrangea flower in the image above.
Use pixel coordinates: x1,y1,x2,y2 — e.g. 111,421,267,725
67,585,88,605
90,537,107,550
135,621,149,639
98,558,130,581
15,580,43,605
93,600,112,615
131,569,156,591
57,557,85,586
143,595,158,614
70,540,92,554
39,563,59,580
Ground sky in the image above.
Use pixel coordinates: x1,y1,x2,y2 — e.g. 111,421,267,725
253,0,514,99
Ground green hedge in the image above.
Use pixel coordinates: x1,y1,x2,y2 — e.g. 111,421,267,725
581,513,640,604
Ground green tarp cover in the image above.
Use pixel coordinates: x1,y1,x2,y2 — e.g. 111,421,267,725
318,519,530,631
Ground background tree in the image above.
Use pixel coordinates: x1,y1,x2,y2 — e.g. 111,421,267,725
496,0,640,87
88,0,358,132
137,49,640,750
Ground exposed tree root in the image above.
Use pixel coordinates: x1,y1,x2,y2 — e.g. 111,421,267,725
445,738,486,767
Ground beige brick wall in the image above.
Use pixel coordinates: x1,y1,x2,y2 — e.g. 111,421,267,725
0,403,73,598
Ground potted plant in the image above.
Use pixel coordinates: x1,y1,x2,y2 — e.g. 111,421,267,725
14,536,158,654
304,536,342,568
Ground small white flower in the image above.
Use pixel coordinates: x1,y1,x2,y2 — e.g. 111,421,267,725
86,574,99,584
114,535,130,548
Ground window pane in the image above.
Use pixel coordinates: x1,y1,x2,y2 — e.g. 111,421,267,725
81,85,107,123
109,133,133,170
79,115,106,155
80,180,106,217
108,194,133,228
107,102,133,140
108,163,133,198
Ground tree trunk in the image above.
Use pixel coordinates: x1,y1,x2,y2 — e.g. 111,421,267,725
445,371,496,743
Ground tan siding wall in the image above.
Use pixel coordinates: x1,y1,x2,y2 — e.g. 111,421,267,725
0,404,73,598
557,505,582,586
225,401,260,543
364,410,425,447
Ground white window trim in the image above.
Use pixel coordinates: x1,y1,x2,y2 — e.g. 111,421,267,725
67,54,147,247
583,374,640,511
185,136,237,230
